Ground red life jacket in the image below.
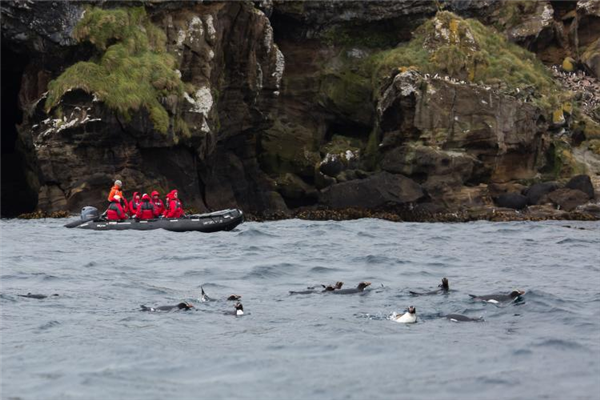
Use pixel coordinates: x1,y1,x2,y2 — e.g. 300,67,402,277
151,192,164,216
164,197,184,218
136,197,155,220
129,192,141,215
107,200,127,220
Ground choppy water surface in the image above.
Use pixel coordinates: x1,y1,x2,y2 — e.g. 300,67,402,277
1,219,599,400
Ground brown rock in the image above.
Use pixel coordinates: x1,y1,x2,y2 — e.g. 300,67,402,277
547,188,590,211
581,38,600,80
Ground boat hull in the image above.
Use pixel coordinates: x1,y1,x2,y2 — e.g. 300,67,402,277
72,209,244,232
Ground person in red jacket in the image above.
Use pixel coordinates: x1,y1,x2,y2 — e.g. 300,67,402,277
129,192,141,215
163,190,185,218
135,193,156,220
106,195,127,221
151,191,165,217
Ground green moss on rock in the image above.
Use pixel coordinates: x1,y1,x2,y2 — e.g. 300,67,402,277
259,119,321,179
319,70,373,125
357,11,561,110
45,7,189,135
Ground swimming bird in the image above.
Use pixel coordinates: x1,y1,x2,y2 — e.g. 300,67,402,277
140,302,194,312
329,281,371,295
321,281,344,292
391,306,417,323
224,302,244,316
469,290,525,304
409,278,449,296
290,281,343,295
200,287,241,302
200,287,213,302
18,293,59,299
445,314,483,322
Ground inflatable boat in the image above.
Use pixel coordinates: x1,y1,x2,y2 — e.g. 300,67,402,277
65,208,244,232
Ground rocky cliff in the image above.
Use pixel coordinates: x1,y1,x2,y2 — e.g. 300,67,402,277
2,0,599,219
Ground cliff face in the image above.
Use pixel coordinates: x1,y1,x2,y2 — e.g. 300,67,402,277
1,0,599,218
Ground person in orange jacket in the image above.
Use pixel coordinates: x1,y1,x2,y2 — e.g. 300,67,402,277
163,190,185,218
107,180,123,202
107,180,129,216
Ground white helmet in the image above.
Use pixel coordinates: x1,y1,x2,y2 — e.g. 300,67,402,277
115,180,122,187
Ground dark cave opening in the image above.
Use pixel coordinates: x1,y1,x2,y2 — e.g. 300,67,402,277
549,1,577,21
1,45,38,217
324,121,372,143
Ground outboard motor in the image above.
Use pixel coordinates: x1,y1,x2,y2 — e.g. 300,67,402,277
81,206,99,221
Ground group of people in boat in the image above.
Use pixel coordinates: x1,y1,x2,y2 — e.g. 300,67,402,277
106,180,184,221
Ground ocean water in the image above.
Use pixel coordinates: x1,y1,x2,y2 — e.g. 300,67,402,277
1,218,599,400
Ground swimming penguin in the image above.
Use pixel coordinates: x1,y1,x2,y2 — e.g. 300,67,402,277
289,288,317,295
224,302,244,316
140,302,194,312
329,281,371,295
445,314,483,322
409,278,449,296
469,290,525,304
321,281,344,292
200,287,213,302
18,293,59,299
290,282,344,294
200,287,241,302
391,306,417,323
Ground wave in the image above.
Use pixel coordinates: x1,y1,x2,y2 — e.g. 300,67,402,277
351,255,406,265
556,238,599,245
236,228,278,238
243,263,299,279
533,338,587,350
309,266,341,274
37,320,61,331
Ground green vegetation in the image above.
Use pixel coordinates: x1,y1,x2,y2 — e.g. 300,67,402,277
493,1,539,30
319,70,372,123
349,11,563,110
45,7,190,134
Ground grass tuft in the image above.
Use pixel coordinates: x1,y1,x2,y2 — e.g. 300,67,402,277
356,11,562,111
45,6,190,135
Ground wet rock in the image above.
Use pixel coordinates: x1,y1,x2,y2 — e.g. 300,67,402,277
495,193,528,210
378,70,542,188
580,203,600,218
565,174,595,199
275,173,317,201
525,182,561,205
18,210,70,219
318,150,360,178
547,188,591,211
320,172,424,209
581,38,600,80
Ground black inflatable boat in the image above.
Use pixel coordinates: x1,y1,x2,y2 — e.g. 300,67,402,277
65,208,244,232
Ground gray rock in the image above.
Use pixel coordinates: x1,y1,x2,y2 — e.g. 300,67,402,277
320,172,424,209
525,182,560,205
495,193,528,210
565,175,594,199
